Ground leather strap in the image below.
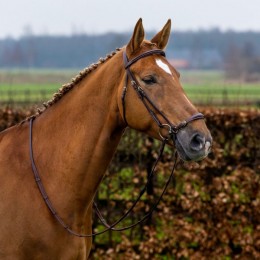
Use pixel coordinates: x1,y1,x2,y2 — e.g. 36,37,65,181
122,50,205,139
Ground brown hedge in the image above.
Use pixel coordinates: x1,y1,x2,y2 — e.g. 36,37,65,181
0,107,259,259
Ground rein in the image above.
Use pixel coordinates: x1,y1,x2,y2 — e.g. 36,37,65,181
29,48,205,238
29,118,178,237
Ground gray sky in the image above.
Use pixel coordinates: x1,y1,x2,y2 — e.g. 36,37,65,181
1,0,260,39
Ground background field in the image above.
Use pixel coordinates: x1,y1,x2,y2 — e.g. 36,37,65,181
0,69,260,107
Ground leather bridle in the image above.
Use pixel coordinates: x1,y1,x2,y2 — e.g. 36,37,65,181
122,49,205,141
29,48,205,238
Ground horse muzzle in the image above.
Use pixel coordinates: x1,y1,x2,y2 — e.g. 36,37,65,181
174,128,212,162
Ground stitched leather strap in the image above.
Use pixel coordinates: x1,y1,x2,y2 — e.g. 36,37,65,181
122,50,205,139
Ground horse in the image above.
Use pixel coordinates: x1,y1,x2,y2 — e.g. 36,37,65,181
0,19,212,259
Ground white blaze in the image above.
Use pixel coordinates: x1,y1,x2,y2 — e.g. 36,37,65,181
156,59,172,75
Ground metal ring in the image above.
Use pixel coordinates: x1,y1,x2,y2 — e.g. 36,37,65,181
158,124,173,141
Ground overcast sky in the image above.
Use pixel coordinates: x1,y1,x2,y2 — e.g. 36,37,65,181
1,0,260,39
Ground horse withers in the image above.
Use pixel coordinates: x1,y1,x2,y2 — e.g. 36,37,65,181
0,19,212,259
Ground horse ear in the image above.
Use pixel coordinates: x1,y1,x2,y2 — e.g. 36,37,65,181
126,18,145,54
151,19,171,50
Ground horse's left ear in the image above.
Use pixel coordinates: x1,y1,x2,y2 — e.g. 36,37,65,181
151,19,171,50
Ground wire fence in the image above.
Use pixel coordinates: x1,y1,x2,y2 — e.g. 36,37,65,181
0,88,259,107
0,89,52,106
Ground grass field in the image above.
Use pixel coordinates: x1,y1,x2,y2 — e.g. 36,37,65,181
0,69,259,107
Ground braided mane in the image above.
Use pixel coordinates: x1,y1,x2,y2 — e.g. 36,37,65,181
25,48,122,121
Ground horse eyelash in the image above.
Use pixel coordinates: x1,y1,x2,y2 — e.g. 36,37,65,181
142,76,157,85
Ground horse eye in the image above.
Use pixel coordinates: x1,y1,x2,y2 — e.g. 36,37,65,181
142,76,157,85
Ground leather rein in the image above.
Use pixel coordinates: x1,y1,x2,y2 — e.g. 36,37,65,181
29,49,204,237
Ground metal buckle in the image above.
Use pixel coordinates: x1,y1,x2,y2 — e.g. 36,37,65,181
158,124,173,140
131,80,136,86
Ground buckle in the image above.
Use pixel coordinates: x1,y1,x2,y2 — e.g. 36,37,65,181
158,124,173,140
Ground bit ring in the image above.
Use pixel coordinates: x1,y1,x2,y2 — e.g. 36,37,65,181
158,124,173,141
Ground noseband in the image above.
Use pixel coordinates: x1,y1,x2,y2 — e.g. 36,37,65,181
122,49,204,140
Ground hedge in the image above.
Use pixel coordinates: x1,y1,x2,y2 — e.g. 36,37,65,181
0,107,259,259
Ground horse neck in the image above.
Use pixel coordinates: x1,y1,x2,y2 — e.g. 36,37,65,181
32,51,125,219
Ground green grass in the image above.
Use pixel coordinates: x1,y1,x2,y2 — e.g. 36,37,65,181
0,83,59,103
0,69,259,107
0,83,57,91
183,83,260,105
180,70,260,105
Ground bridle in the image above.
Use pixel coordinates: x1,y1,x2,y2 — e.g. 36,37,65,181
29,48,205,238
122,49,204,140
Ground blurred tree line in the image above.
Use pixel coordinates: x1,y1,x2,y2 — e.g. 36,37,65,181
225,41,260,81
0,29,260,80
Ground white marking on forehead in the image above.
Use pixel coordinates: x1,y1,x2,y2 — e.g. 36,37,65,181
156,59,172,75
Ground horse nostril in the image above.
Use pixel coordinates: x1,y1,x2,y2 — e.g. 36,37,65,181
190,134,205,151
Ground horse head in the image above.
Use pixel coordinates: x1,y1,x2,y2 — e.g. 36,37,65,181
118,19,212,161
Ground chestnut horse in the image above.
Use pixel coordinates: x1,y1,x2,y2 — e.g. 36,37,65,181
0,19,212,259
